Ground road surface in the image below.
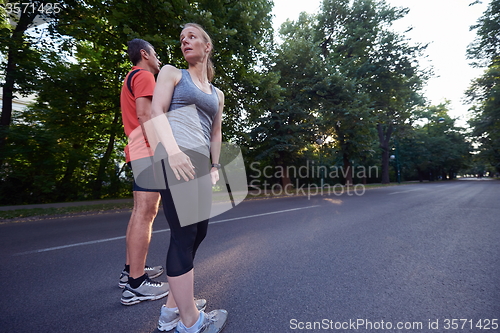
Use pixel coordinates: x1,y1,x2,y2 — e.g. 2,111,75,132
0,180,499,332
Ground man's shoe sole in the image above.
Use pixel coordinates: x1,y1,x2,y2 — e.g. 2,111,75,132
216,310,228,333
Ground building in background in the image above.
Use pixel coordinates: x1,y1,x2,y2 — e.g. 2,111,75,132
0,92,36,112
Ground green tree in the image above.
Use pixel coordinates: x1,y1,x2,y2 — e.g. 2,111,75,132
249,0,428,187
1,0,276,203
250,13,319,187
398,103,471,181
316,0,391,185
466,0,500,174
467,0,500,67
466,64,500,174
0,0,62,166
369,30,427,183
316,0,427,184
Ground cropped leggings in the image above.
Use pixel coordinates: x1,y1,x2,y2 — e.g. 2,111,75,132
159,149,212,277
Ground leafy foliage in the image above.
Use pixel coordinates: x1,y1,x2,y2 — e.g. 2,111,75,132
0,0,475,204
250,0,430,186
466,0,500,174
398,103,471,181
0,0,275,204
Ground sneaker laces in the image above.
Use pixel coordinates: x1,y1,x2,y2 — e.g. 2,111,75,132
205,311,217,323
144,277,163,287
199,311,217,331
177,312,215,333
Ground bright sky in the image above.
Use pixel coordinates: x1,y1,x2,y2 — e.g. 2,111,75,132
271,0,490,127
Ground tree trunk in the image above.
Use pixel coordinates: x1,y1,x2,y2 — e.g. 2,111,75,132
343,152,353,186
92,110,120,198
378,123,393,184
277,151,291,188
0,10,37,167
417,168,424,182
57,143,83,201
0,54,15,144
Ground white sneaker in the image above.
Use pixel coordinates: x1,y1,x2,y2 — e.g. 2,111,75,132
175,310,228,333
120,276,169,305
158,299,208,331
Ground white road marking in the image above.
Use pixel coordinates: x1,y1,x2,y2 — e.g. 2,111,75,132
388,189,422,195
207,205,320,225
14,205,321,256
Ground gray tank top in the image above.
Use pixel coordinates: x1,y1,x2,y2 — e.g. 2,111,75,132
167,69,219,157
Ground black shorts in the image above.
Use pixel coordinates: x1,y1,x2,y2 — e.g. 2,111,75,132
132,179,160,192
127,161,160,193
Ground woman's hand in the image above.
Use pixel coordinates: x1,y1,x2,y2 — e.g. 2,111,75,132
210,167,220,185
168,151,195,181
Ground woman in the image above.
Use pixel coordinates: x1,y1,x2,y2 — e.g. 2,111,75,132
149,23,227,333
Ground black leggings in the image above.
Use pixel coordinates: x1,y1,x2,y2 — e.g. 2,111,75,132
159,150,212,277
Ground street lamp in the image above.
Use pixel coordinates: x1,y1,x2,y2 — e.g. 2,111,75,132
427,116,445,133
390,141,401,184
427,117,446,181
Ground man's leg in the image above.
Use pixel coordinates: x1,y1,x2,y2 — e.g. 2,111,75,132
126,190,161,278
121,190,171,305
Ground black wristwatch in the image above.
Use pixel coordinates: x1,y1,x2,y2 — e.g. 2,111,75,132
211,163,222,170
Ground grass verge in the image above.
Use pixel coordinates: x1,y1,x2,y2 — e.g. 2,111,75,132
0,202,134,221
0,182,414,221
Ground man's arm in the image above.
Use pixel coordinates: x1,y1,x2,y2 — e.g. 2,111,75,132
136,96,153,126
136,96,153,145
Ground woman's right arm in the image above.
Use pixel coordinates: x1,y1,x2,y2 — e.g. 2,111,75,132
148,65,195,181
151,65,178,118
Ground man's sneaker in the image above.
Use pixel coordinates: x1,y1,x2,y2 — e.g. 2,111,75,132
120,277,169,305
158,299,208,332
174,309,228,333
119,265,164,288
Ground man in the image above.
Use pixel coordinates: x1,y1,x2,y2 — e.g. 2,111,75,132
119,38,169,305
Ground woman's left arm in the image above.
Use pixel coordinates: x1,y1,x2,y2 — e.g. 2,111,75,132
210,88,224,185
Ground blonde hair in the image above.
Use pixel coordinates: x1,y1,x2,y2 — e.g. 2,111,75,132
182,23,215,82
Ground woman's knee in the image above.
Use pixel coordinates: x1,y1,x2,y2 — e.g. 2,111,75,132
173,223,200,246
195,222,208,242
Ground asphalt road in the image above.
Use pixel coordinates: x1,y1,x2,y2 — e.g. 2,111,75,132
1,180,499,333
